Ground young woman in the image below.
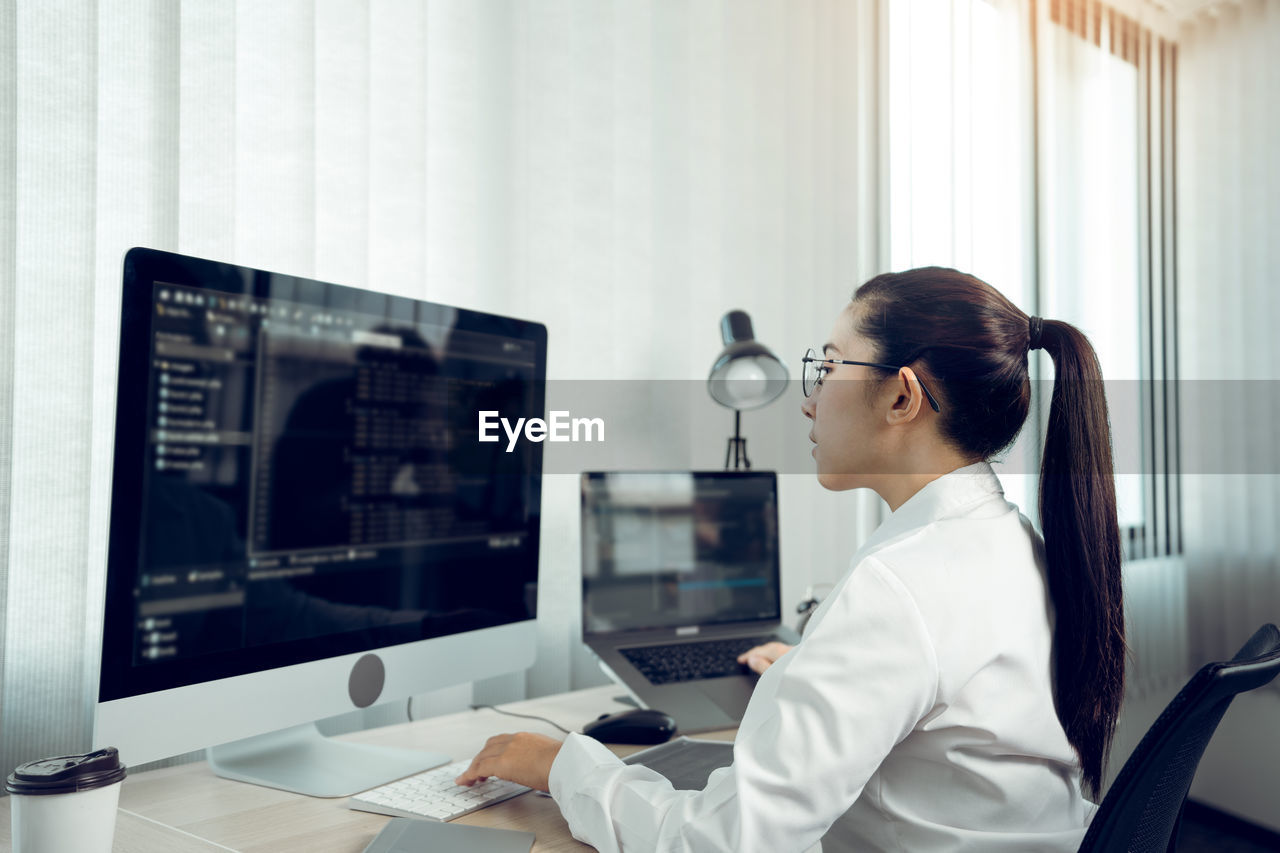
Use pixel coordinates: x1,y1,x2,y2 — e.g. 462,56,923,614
457,267,1126,852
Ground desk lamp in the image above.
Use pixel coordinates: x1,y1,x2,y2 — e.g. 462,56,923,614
707,310,788,469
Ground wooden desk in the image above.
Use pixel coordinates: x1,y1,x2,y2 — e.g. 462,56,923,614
0,685,735,853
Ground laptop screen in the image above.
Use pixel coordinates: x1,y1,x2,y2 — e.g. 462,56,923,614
580,472,780,635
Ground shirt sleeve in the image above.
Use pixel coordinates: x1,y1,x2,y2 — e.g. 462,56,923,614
547,556,940,853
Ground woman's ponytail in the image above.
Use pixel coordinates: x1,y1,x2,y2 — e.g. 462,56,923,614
1037,319,1125,800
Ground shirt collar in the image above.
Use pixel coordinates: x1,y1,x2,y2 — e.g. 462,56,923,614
855,461,1006,559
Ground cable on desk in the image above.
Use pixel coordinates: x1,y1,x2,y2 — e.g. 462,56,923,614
471,703,574,735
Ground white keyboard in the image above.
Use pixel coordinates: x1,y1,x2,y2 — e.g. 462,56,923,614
347,760,531,822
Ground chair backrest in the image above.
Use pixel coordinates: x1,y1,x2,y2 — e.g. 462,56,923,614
1077,623,1280,853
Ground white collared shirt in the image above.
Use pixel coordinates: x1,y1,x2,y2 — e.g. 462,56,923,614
548,462,1095,852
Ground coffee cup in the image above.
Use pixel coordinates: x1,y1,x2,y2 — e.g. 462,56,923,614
6,747,127,853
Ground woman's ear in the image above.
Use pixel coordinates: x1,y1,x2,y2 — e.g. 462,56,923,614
885,366,925,424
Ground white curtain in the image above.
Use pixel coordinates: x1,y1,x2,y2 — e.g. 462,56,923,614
1038,0,1144,529
0,0,884,775
886,0,1040,516
1178,0,1280,674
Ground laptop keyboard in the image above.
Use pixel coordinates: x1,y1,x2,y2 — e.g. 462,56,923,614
621,636,777,685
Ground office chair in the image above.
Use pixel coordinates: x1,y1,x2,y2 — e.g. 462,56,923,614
1077,622,1280,852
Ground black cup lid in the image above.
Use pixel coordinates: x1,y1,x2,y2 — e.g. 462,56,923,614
6,747,127,796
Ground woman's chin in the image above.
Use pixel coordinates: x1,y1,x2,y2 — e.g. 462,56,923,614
816,471,863,492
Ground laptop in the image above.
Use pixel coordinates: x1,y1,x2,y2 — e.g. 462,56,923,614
581,471,796,733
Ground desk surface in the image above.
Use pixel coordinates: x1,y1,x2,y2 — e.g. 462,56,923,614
0,685,736,853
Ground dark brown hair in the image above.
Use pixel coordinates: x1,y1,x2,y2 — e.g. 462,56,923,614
853,266,1124,799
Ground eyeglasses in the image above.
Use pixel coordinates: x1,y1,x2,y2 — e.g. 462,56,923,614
801,348,942,413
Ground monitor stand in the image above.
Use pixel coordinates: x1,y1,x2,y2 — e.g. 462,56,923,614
206,722,450,797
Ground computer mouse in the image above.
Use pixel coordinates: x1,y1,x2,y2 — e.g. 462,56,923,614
581,708,677,745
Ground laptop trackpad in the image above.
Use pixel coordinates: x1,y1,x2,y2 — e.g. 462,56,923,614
699,675,756,719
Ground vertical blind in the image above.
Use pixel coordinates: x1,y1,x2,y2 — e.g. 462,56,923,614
0,0,884,776
1178,0,1280,679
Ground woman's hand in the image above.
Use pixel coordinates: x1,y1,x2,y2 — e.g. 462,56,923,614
454,732,563,792
737,641,794,674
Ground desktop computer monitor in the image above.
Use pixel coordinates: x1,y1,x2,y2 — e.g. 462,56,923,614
94,248,547,796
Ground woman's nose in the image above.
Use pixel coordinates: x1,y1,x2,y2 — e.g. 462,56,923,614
801,396,815,420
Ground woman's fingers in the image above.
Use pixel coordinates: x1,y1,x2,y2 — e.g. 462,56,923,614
454,732,563,792
736,641,795,673
455,733,515,786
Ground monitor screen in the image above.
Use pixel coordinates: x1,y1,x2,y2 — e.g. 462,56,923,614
98,248,546,706
580,471,781,635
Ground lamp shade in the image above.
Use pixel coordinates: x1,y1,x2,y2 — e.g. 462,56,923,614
707,310,789,410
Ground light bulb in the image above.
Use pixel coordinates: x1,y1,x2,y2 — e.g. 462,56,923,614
723,358,768,402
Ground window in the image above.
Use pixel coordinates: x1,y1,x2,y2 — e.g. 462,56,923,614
888,0,1179,556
